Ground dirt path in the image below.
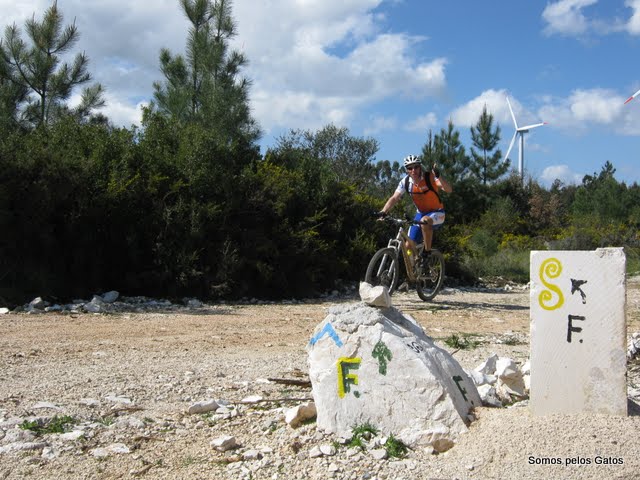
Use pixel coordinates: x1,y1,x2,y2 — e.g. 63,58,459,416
0,280,639,479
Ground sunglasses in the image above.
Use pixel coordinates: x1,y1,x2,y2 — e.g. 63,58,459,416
406,165,420,171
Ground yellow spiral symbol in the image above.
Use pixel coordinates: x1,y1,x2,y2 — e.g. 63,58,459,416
539,258,564,310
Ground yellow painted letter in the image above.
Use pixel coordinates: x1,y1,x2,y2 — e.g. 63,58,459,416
337,357,361,398
539,257,564,311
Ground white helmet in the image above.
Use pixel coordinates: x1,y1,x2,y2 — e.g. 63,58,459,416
403,154,421,168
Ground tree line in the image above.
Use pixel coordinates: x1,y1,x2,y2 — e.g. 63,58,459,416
1,1,638,306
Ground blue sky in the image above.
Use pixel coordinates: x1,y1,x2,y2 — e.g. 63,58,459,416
3,0,640,186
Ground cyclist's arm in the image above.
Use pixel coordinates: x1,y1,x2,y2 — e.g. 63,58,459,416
434,174,452,193
380,190,403,215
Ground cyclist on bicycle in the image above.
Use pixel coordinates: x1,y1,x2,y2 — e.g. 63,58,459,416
378,154,452,261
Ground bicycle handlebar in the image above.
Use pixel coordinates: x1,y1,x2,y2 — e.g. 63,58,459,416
373,211,422,226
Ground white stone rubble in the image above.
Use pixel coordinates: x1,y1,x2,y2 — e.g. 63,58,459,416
470,354,529,406
4,291,215,315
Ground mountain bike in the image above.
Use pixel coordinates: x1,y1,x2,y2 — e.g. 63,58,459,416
365,215,445,301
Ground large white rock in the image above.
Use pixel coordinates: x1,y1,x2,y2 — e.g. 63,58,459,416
307,303,480,448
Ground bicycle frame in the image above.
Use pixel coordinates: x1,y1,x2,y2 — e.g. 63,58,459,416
387,225,422,283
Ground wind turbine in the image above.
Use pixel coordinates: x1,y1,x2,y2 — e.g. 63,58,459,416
625,88,640,104
504,96,546,180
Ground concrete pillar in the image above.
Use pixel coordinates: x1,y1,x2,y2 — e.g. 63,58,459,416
529,248,627,415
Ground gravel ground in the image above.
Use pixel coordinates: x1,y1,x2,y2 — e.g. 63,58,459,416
1,279,639,480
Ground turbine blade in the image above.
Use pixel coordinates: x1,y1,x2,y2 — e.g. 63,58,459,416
506,96,518,128
519,122,547,130
625,88,640,104
504,132,517,161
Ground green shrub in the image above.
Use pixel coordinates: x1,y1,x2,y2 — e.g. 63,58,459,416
19,415,76,435
384,434,408,458
348,422,379,449
461,249,530,284
444,333,479,350
467,228,499,257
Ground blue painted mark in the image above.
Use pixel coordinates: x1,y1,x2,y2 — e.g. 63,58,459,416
309,323,343,347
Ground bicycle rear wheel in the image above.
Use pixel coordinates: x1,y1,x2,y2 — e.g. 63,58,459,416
365,247,400,295
415,250,445,301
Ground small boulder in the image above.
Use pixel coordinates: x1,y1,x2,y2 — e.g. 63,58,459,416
285,402,317,428
359,282,392,308
188,399,219,414
211,435,238,451
29,297,47,310
101,291,120,303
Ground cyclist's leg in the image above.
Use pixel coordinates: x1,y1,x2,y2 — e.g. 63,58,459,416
419,217,434,252
404,216,424,271
407,213,423,255
419,210,445,252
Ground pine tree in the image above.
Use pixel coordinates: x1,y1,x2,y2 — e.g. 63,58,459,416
469,105,509,184
0,1,104,128
432,119,470,182
0,70,27,130
152,0,260,143
420,129,438,167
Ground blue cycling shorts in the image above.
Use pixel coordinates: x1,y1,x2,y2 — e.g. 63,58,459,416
408,210,445,244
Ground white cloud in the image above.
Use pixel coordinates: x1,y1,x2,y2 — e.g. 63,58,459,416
1,0,187,127
101,96,148,130
450,89,510,127
541,164,584,185
233,1,447,132
537,88,640,134
449,89,545,131
566,89,623,123
625,0,640,34
404,112,437,132
0,0,48,26
542,0,599,36
541,0,640,36
252,90,355,134
364,115,398,135
2,1,447,135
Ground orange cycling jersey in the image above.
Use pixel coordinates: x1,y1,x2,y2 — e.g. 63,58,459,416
401,173,443,212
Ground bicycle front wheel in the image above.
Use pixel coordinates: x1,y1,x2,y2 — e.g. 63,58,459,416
415,250,445,302
365,247,400,295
